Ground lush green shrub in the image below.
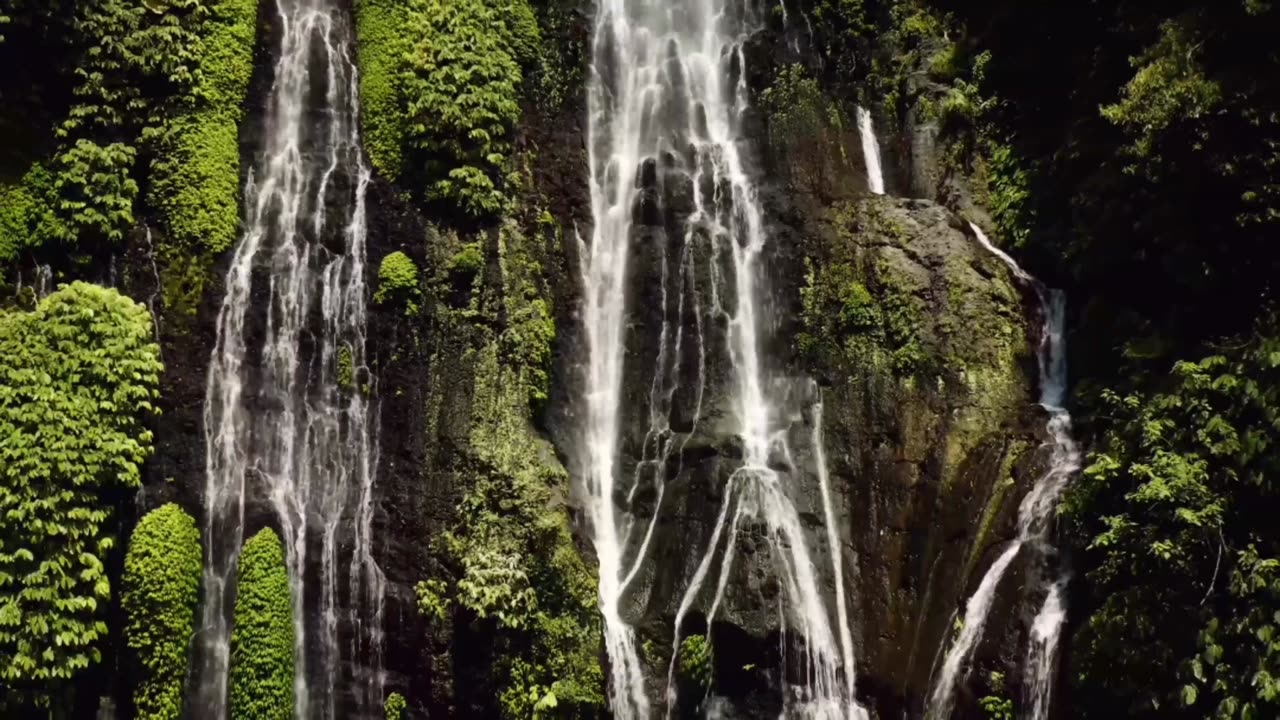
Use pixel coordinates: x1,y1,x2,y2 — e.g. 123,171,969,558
0,164,56,264
146,0,257,256
354,0,412,180
229,528,295,720
384,691,406,720
679,634,713,692
123,503,203,720
1065,325,1280,718
1101,20,1222,168
375,251,421,315
400,0,523,215
357,0,538,215
0,283,162,707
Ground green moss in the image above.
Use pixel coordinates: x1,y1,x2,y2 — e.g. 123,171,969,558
229,528,295,720
799,242,926,377
960,441,1024,573
0,283,163,707
384,692,406,720
123,504,203,720
416,218,602,719
337,344,354,390
353,0,411,180
145,0,258,321
376,251,422,316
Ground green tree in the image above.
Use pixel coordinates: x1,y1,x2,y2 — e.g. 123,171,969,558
123,503,203,720
229,528,295,720
0,282,163,709
1066,324,1280,718
375,251,422,316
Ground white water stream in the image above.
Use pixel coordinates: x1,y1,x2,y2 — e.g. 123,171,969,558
583,0,865,717
196,2,385,717
925,224,1080,719
856,107,885,195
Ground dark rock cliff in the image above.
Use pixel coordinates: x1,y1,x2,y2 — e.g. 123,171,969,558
116,1,1052,718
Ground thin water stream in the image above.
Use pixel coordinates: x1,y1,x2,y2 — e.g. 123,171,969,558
196,1,384,717
925,224,1080,720
582,0,870,717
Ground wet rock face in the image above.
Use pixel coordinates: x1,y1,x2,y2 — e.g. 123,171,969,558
540,24,1049,716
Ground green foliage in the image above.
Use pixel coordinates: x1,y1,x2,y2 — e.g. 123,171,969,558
0,164,56,264
384,692,406,720
145,0,257,324
977,140,1035,248
400,0,526,215
45,140,138,243
123,503,203,720
0,0,249,267
0,283,162,707
229,528,295,720
1065,324,1280,717
679,635,713,692
376,251,422,316
979,671,1014,720
1101,20,1223,169
806,0,873,89
357,0,538,215
353,0,412,179
448,242,485,277
763,64,841,139
146,0,258,255
799,246,926,377
60,0,204,138
416,220,601,719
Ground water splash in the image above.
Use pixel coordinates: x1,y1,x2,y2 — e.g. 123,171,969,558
583,0,864,716
925,224,1081,719
856,107,885,195
1025,576,1068,719
196,1,384,717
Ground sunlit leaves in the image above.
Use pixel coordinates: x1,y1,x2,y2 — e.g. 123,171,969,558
123,504,202,720
0,283,162,707
1068,323,1280,716
229,528,295,720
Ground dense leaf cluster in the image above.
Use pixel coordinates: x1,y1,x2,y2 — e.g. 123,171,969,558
144,0,257,321
0,282,162,710
123,503,203,720
1066,327,1280,718
355,0,539,217
229,528,295,720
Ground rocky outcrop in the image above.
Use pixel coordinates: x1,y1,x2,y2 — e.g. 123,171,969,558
118,2,1051,718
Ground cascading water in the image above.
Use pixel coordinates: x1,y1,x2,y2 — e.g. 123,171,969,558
582,0,864,717
1025,577,1068,719
925,224,1081,720
196,1,385,718
856,106,885,195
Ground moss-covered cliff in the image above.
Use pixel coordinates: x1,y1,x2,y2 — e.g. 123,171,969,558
10,0,1271,718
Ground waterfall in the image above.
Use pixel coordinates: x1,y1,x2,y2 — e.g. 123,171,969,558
856,106,885,195
583,0,864,716
196,2,385,718
1025,577,1068,719
141,227,163,353
925,224,1080,719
